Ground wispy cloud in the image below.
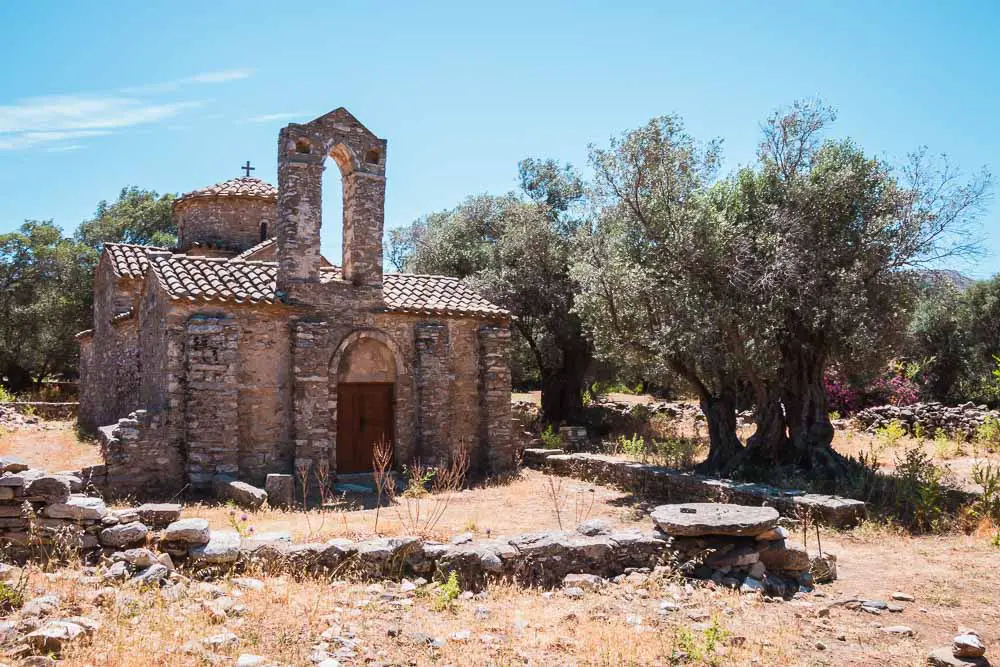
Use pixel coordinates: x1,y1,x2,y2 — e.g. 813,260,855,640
0,129,111,151
244,111,308,124
0,68,251,152
121,68,253,95
0,96,200,151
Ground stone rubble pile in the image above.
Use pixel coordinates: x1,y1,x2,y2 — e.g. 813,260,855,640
855,402,1000,439
651,503,835,599
524,449,866,528
0,405,40,430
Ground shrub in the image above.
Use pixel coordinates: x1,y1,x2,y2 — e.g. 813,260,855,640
433,571,461,612
968,461,1000,525
876,420,908,448
0,579,25,614
892,447,950,533
617,433,646,460
0,386,15,402
975,416,1000,453
824,368,859,414
539,424,562,450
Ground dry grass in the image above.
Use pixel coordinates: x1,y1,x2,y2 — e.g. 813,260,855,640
172,470,637,544
5,525,995,666
0,422,101,472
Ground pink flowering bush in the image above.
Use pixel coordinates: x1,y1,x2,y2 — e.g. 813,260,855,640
824,367,860,414
823,362,921,415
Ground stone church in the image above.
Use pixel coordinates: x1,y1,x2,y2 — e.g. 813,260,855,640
77,108,514,498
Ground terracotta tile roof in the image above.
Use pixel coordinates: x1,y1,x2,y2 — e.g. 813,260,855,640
104,243,165,279
147,253,279,304
234,237,276,261
175,177,277,204
103,245,509,317
381,273,508,317
150,254,508,317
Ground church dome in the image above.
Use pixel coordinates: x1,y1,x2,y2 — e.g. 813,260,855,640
175,176,277,203
174,175,278,255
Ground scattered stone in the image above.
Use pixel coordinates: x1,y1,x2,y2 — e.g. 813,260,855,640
816,641,828,650
651,503,779,537
214,477,267,510
264,474,294,508
163,518,211,545
576,519,611,536
740,577,765,594
883,625,914,637
953,633,986,659
563,586,585,599
136,503,182,528
236,656,268,667
927,646,990,666
450,532,473,545
0,456,28,474
202,629,240,648
891,591,915,602
42,495,107,521
755,526,790,541
563,573,604,591
98,522,148,548
190,530,241,565
130,564,169,587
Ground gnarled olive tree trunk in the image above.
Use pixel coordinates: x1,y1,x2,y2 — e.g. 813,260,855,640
695,389,743,474
780,343,850,481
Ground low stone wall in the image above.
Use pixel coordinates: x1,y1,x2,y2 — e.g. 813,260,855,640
855,402,999,439
523,449,866,528
2,402,78,421
0,461,834,598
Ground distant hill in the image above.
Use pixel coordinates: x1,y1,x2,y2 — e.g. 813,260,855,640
911,269,977,293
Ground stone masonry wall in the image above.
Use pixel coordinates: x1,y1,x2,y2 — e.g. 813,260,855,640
175,197,276,254
98,409,185,498
479,325,515,473
184,315,240,490
415,323,453,465
276,109,387,300
80,261,142,433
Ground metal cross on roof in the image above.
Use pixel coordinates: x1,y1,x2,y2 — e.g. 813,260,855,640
241,160,255,177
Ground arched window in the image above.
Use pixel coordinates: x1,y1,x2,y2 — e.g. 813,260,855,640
259,222,268,242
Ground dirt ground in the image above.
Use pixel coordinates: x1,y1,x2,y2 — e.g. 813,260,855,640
2,487,997,666
0,414,998,664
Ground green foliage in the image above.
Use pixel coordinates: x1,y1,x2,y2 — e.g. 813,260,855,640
540,424,562,450
0,579,26,614
0,221,97,390
390,159,592,423
433,571,461,612
975,416,1000,453
0,386,14,402
673,615,730,664
892,447,950,533
617,433,645,460
75,186,176,250
932,429,963,459
876,420,908,448
969,461,1000,524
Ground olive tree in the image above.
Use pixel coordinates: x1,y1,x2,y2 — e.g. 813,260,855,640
389,159,593,424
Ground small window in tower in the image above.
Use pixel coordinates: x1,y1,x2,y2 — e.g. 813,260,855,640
259,222,268,242
365,149,380,164
295,138,312,154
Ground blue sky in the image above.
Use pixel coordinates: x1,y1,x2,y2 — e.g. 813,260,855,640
1,1,997,275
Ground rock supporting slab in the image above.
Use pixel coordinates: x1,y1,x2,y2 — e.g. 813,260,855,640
651,503,779,537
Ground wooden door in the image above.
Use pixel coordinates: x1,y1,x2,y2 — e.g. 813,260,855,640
337,383,394,473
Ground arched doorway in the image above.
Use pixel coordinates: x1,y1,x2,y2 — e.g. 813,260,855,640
335,336,396,473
